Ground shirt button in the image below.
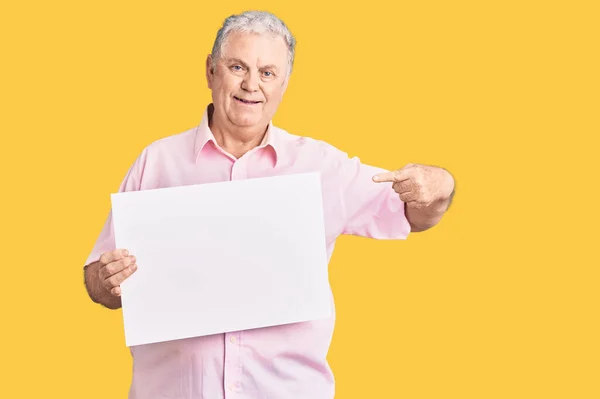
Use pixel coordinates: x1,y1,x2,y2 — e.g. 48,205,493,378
230,336,237,343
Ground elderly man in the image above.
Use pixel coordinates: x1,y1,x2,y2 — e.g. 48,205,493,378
84,10,455,399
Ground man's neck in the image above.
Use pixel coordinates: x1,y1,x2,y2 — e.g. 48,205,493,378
209,109,268,159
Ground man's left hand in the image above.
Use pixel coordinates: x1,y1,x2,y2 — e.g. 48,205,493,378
372,163,455,209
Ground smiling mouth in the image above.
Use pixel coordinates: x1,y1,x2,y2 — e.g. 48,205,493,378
234,96,261,105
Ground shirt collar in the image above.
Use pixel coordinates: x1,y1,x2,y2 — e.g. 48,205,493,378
194,104,279,166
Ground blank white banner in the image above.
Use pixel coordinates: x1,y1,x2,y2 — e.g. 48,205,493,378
111,172,331,347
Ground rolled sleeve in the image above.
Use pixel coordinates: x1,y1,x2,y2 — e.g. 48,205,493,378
340,155,411,239
83,149,148,267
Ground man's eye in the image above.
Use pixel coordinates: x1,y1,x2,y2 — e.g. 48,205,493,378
231,65,242,71
263,71,273,77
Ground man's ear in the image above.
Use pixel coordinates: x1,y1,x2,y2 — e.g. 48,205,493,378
206,54,214,89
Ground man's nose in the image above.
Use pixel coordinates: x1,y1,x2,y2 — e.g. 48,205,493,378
241,71,260,92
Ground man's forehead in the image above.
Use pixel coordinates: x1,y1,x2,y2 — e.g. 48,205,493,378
220,32,288,64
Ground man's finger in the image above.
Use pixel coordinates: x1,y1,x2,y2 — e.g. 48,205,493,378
400,191,417,203
372,171,396,182
99,256,136,280
99,248,129,265
393,181,413,194
104,263,138,290
372,169,410,183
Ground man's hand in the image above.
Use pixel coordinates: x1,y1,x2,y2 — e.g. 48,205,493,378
98,249,138,297
372,163,454,208
372,163,455,231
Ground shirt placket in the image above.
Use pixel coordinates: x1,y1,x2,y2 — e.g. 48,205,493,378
224,158,247,397
224,330,243,397
230,157,248,181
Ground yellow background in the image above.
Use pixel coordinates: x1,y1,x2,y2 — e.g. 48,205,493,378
1,0,598,397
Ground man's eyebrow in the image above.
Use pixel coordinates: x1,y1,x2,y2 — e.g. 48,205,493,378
224,58,279,71
259,64,279,71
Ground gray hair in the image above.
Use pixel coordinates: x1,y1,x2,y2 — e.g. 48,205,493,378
211,11,296,77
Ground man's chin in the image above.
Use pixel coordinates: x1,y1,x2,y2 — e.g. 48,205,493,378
229,114,264,129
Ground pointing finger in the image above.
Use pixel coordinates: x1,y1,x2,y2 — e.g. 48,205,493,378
372,170,410,183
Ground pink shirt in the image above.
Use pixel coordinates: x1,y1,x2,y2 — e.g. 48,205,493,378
85,106,411,399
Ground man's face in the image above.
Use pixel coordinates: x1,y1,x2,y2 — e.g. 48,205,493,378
206,32,290,131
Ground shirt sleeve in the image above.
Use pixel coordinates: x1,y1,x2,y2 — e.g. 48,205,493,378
340,154,411,239
83,149,148,267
